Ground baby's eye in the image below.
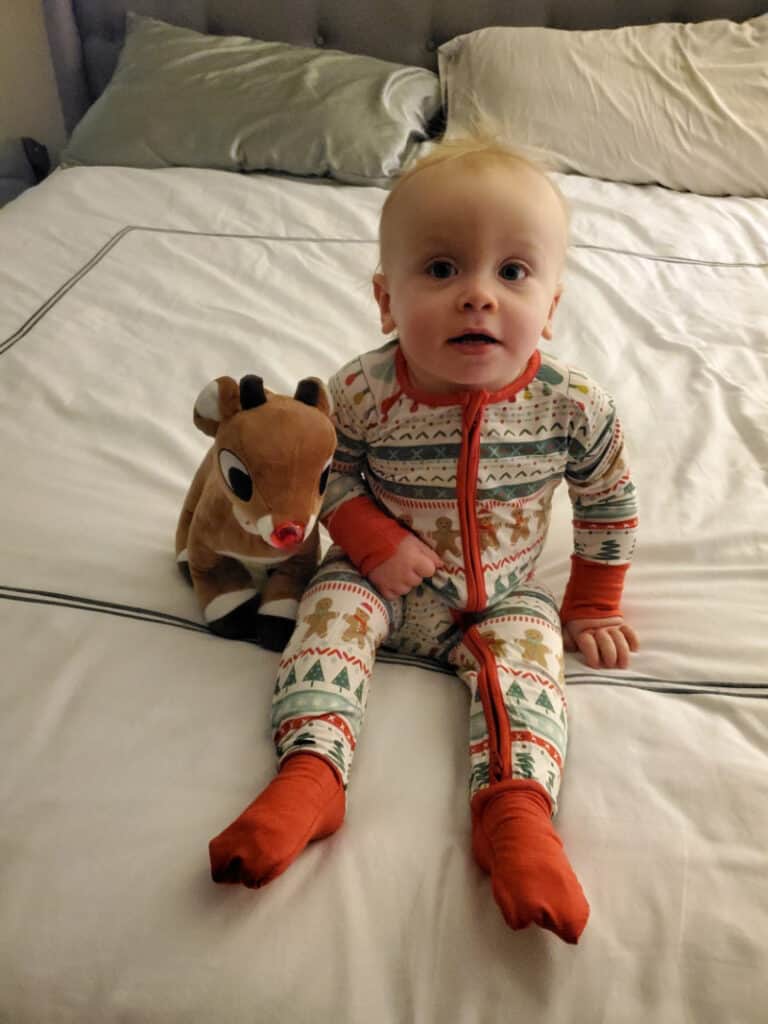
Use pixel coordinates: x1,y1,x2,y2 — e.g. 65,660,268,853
500,262,527,282
426,259,457,280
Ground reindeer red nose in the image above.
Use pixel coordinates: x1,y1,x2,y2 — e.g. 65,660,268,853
270,521,305,549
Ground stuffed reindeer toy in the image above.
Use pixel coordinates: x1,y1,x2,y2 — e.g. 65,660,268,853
176,374,336,651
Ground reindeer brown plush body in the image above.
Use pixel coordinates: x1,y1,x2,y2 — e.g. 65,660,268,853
176,374,336,651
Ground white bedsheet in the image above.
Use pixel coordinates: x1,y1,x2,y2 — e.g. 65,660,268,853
1,165,767,1022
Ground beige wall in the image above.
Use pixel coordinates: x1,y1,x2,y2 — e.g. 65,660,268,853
0,0,67,159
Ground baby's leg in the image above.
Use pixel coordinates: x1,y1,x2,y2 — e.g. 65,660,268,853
209,550,395,888
453,587,589,943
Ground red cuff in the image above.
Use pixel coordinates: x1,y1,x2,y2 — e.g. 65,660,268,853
560,555,629,622
325,496,410,574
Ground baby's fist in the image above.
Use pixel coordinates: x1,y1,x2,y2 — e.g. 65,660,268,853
368,534,443,600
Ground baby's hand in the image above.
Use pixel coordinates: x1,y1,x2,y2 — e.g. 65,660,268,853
368,534,443,601
563,617,639,670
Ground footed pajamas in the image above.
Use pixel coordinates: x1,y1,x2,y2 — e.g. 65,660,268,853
272,341,638,808
210,341,638,941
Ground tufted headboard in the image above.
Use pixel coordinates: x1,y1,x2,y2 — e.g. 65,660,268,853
43,0,767,135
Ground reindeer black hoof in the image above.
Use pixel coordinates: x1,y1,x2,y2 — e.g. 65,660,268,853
207,594,262,640
255,614,297,652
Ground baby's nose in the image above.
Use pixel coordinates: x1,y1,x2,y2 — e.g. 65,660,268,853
460,290,497,311
458,277,498,310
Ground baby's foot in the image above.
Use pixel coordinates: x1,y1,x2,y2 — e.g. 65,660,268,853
471,779,590,944
209,753,345,888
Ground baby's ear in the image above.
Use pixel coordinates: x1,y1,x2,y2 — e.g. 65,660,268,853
373,273,396,335
542,284,563,341
193,376,241,436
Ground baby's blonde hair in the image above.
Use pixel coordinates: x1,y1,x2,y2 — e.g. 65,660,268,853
378,134,569,268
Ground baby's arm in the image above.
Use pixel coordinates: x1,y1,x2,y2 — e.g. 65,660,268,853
322,359,441,598
326,497,442,599
563,373,639,669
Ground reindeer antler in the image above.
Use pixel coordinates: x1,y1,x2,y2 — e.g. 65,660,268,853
239,375,267,410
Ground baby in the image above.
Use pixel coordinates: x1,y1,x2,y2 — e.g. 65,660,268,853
209,137,639,944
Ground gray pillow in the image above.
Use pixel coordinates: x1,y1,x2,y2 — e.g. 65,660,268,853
62,14,442,186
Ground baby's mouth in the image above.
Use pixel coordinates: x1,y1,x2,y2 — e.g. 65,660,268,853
448,332,499,346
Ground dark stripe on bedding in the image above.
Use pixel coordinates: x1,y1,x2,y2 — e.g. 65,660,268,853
0,228,378,357
572,242,768,268
0,584,209,633
1,584,765,698
375,652,768,697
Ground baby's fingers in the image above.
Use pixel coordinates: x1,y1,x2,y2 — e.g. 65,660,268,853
574,630,601,669
596,628,622,668
415,538,444,569
620,624,640,652
611,625,639,669
588,627,637,669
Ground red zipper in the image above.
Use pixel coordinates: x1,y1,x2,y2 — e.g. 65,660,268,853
458,393,487,612
457,393,512,782
464,627,510,781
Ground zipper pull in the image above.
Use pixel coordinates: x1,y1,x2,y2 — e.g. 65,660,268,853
462,390,488,427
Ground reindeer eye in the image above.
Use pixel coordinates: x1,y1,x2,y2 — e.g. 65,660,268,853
218,449,253,502
318,457,332,496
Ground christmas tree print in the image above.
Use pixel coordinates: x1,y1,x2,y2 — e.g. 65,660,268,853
598,538,622,561
354,681,365,704
535,689,556,713
332,667,351,690
514,751,536,778
471,762,491,791
303,660,325,686
506,681,526,703
328,740,347,775
292,731,317,748
282,665,298,688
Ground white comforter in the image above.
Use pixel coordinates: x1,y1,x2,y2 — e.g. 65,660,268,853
1,165,766,1022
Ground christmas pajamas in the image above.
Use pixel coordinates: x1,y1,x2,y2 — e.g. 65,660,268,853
272,341,637,809
273,552,567,803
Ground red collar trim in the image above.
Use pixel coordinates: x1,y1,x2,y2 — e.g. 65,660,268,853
393,346,542,408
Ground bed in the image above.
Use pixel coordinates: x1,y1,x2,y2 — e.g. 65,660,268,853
2,0,767,1019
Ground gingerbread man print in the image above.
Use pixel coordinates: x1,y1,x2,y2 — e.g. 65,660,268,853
302,597,339,639
477,512,501,553
342,603,372,649
430,516,462,558
479,629,508,659
515,628,551,670
509,508,531,545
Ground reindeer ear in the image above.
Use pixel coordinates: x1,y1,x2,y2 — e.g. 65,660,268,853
294,377,332,417
193,377,241,436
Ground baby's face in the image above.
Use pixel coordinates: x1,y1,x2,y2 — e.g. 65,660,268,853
374,158,567,394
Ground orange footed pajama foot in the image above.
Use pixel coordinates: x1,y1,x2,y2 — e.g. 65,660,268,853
209,753,345,889
471,779,590,945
